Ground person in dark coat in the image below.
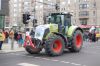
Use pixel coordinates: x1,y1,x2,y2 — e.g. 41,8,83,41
14,31,18,41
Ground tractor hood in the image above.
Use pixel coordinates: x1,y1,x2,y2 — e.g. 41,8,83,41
34,24,58,40
34,24,50,40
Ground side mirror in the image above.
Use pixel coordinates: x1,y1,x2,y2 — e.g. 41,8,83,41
47,16,51,23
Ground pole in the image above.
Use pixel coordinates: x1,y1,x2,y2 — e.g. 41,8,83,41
10,28,14,50
11,38,14,50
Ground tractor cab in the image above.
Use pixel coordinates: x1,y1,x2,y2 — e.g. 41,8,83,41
48,13,72,27
48,12,72,34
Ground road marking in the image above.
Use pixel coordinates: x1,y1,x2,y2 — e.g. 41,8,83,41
34,57,41,59
18,63,39,66
52,59,59,61
15,54,21,55
71,63,81,66
8,53,87,66
60,61,70,64
41,58,50,60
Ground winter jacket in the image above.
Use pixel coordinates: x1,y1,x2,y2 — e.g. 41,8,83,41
0,32,5,41
9,31,14,39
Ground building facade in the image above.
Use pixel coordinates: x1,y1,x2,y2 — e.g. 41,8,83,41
0,0,9,28
59,0,99,26
9,0,24,28
96,0,100,25
31,0,56,25
9,0,100,29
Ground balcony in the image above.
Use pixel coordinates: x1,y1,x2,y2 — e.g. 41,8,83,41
79,11,89,19
79,15,89,19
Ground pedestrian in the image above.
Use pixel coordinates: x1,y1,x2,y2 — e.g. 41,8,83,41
25,28,30,36
30,29,35,38
14,30,18,41
17,31,24,47
3,29,9,43
89,26,96,42
0,29,5,50
9,28,14,50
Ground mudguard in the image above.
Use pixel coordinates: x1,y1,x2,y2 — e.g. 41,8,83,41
67,26,83,37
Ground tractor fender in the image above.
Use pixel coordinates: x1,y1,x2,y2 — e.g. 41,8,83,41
67,26,83,38
45,32,67,44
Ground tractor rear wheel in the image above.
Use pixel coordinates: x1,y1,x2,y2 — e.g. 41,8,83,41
25,46,41,54
45,35,65,56
68,30,83,52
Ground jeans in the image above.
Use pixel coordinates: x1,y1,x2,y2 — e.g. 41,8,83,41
0,41,3,50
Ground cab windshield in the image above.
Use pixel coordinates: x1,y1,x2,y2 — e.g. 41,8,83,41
48,15,62,24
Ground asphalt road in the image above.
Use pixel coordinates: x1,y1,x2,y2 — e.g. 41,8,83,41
0,41,100,66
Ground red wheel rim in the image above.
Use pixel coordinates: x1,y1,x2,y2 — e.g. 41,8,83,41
76,34,82,48
52,40,62,53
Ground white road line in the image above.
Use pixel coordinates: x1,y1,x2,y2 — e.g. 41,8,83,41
34,57,41,59
71,63,81,66
18,63,39,66
15,54,21,55
51,59,59,62
41,58,51,60
60,61,70,64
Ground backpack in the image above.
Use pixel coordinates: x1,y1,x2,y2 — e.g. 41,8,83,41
17,34,20,40
5,32,9,38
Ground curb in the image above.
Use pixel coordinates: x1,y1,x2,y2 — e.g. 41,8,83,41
0,48,25,54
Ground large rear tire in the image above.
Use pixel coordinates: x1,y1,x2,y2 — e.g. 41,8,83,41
45,35,65,56
25,46,41,54
68,30,83,52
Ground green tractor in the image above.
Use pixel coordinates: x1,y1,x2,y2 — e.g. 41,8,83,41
24,12,83,56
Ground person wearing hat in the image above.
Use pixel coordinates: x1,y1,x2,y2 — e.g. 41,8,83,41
0,29,5,50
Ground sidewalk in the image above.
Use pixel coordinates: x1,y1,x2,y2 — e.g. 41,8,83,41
0,42,25,53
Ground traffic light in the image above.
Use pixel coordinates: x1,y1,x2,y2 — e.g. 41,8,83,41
55,4,60,11
23,14,30,24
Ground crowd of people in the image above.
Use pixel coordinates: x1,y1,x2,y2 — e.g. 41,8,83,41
0,28,24,50
83,26,97,42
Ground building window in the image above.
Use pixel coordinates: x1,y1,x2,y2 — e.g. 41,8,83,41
79,11,89,16
93,11,96,16
5,22,9,27
64,8,66,10
79,4,88,9
80,19,87,25
93,2,96,8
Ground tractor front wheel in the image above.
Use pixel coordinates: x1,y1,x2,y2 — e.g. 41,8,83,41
45,35,65,56
25,46,41,54
68,30,83,52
